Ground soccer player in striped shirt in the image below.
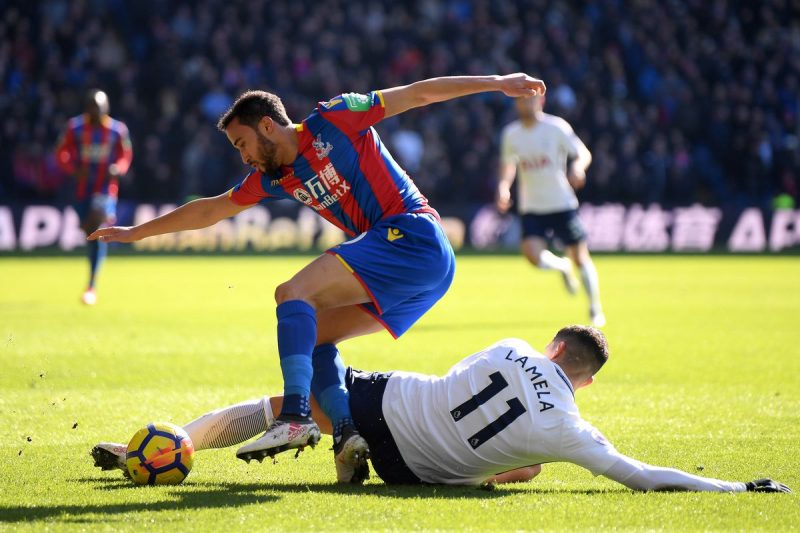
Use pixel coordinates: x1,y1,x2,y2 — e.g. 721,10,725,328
89,73,546,483
56,89,133,305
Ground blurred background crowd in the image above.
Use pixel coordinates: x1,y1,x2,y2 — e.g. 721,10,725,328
1,0,798,211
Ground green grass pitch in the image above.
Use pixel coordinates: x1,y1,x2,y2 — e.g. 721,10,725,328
1,254,798,531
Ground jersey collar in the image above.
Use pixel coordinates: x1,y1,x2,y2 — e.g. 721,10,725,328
551,362,575,398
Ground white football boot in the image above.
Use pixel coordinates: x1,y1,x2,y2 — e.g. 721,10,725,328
236,416,321,463
81,288,97,306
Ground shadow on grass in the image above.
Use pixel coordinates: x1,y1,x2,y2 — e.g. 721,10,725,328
0,479,279,524
0,478,621,524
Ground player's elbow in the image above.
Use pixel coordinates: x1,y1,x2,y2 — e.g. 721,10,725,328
491,465,542,484
516,465,542,481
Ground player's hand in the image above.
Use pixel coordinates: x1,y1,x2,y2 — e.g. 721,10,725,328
498,73,546,98
745,478,792,493
87,226,139,243
567,167,586,190
496,190,512,214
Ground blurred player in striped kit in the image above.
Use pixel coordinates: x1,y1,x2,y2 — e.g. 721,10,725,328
496,95,605,327
55,89,133,305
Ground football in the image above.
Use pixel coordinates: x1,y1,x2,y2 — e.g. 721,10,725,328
125,422,195,485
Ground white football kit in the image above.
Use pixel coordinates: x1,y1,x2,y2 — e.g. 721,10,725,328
500,114,585,214
382,338,746,491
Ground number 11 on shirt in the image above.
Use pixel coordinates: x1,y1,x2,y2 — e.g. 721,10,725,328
450,371,527,449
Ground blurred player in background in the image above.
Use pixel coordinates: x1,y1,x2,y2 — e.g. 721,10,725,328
92,325,790,493
88,73,546,483
496,95,605,327
55,89,133,306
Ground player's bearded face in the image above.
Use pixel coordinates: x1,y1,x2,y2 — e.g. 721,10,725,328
255,130,280,174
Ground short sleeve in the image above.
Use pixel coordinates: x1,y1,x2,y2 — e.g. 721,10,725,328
500,126,518,165
558,120,585,158
112,121,133,174
228,171,270,206
316,91,386,133
116,121,131,143
558,419,623,476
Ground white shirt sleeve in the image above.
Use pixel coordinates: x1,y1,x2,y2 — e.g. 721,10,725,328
602,454,748,493
559,120,585,159
559,420,746,492
558,420,625,476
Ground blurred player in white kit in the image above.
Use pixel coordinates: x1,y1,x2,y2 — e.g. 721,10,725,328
496,95,605,327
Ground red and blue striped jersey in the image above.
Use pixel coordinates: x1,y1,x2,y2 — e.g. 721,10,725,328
55,114,133,200
228,91,437,237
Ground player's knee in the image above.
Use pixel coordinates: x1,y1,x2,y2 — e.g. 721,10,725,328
567,245,589,267
274,281,299,304
574,252,591,268
526,252,546,268
522,249,541,267
274,281,323,311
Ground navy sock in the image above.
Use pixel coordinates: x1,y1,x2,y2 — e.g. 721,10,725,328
276,300,316,417
311,343,353,440
88,240,107,289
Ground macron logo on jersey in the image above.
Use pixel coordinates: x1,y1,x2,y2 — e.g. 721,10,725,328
320,98,342,109
387,228,404,242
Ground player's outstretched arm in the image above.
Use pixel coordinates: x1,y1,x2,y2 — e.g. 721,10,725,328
381,73,546,119
602,454,791,493
88,192,251,243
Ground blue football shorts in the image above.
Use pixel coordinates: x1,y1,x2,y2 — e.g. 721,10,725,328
520,209,586,245
326,212,455,338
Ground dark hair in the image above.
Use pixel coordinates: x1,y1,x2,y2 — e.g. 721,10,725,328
553,325,609,375
217,90,290,131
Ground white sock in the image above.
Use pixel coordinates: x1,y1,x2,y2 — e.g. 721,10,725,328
182,397,274,451
537,250,571,273
579,260,602,312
